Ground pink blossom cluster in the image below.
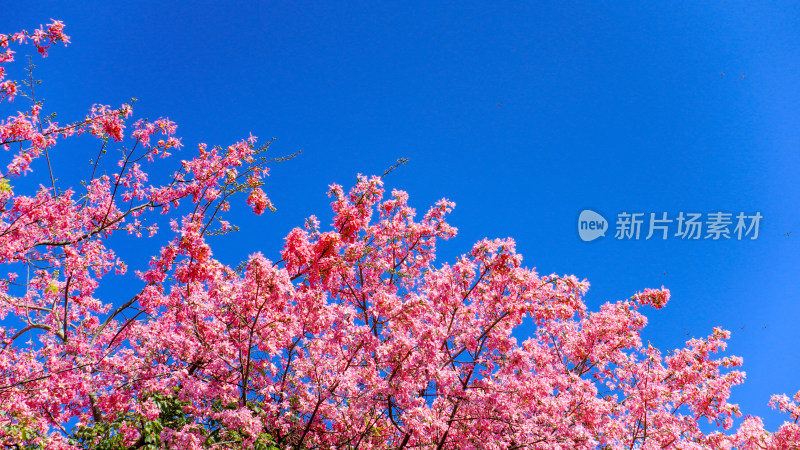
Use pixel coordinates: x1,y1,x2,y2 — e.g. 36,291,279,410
0,20,69,104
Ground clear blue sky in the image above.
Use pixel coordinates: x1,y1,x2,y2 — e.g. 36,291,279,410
6,1,800,430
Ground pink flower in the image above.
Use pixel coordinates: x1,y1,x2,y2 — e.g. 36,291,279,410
632,286,670,309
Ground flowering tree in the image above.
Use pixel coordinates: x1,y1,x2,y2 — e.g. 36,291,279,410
1,20,799,450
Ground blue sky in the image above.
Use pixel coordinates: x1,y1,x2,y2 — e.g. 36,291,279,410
6,1,800,430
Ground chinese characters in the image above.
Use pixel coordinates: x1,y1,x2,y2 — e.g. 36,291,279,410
613,211,761,240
